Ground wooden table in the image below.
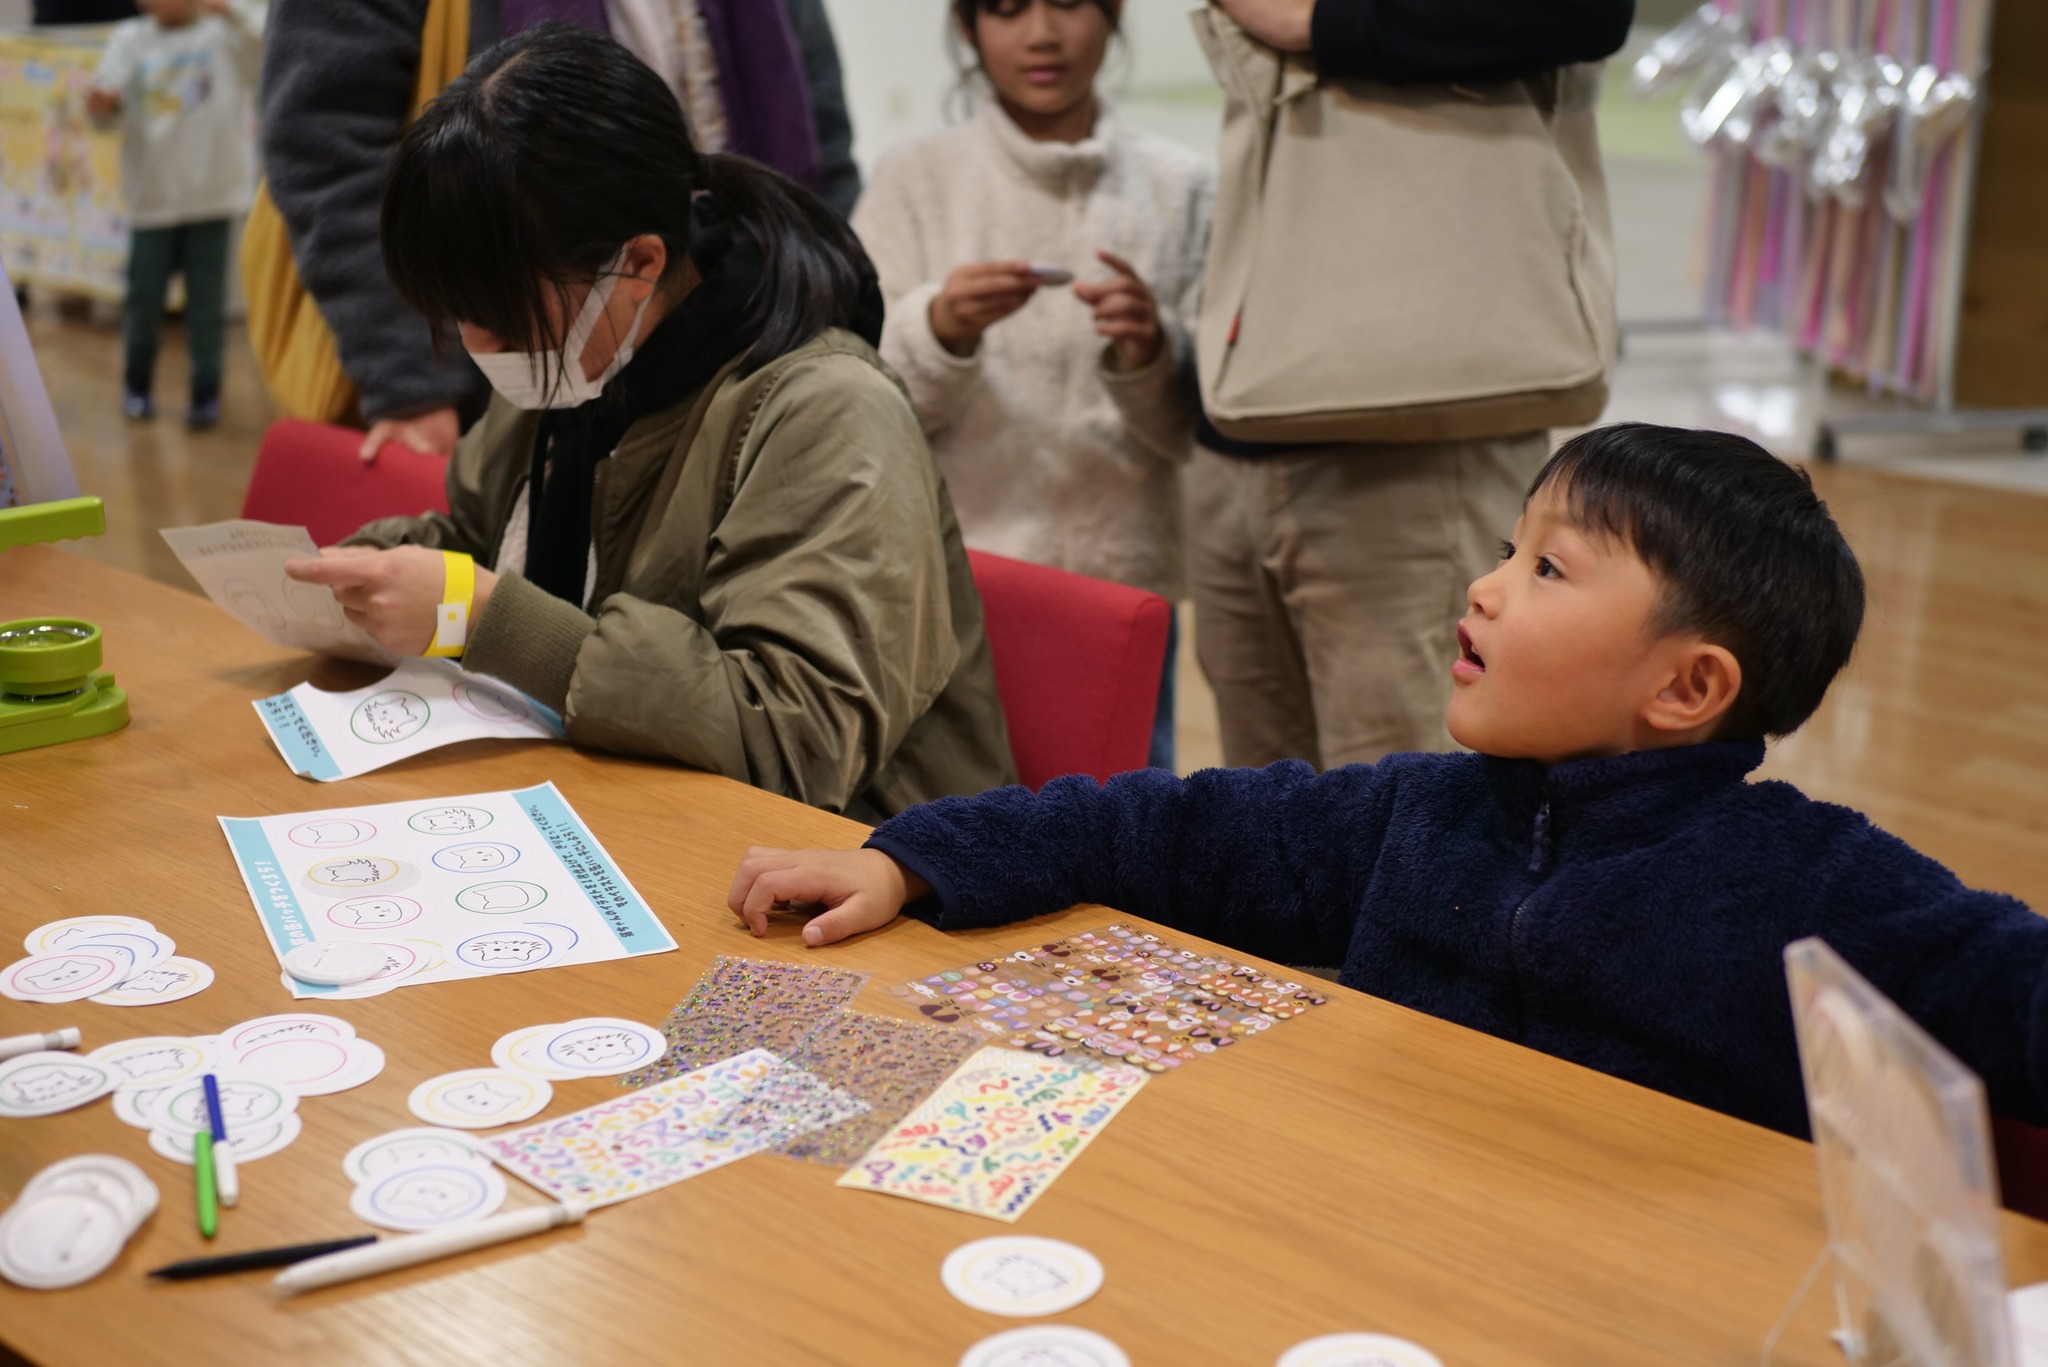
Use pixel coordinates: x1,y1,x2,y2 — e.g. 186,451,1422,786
4,542,2045,1367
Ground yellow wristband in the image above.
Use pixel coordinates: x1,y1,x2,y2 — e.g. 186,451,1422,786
425,550,475,658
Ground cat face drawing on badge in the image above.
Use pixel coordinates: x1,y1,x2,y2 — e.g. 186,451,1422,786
315,857,393,886
5,1065,99,1106
113,968,189,995
443,1081,521,1116
411,807,483,833
20,958,99,993
383,1175,475,1219
465,936,546,966
555,1031,638,1067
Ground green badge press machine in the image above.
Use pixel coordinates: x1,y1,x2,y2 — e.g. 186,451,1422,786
0,499,129,755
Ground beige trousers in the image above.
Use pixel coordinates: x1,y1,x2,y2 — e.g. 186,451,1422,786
1187,434,1549,770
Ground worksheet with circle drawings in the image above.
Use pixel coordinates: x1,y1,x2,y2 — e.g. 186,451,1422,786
218,781,676,999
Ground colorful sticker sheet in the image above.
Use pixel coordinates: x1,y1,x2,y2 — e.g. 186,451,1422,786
218,782,675,1000
484,1048,866,1208
837,1047,1146,1223
888,924,1327,1073
622,956,869,1088
772,1010,985,1167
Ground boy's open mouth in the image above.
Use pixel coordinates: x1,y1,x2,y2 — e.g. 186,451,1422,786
1456,624,1486,673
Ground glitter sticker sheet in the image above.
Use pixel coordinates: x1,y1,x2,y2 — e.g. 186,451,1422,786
622,956,869,1088
889,924,1328,1073
772,1010,985,1167
837,1047,1146,1223
483,1048,867,1208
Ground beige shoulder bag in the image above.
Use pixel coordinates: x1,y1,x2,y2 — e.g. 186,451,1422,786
1191,6,1619,445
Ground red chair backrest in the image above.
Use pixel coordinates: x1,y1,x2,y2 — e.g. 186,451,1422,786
1994,1115,2048,1223
966,549,1172,790
241,419,451,547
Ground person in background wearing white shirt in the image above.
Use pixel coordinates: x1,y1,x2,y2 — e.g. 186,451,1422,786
88,0,263,428
852,0,1212,771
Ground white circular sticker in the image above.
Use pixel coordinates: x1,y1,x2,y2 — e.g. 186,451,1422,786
342,1127,487,1184
0,1051,115,1118
407,1068,551,1129
149,1112,305,1165
0,949,129,1002
89,956,215,1007
23,915,156,954
20,1156,158,1234
88,1036,216,1090
350,1162,507,1232
958,1326,1130,1367
235,1035,386,1097
1275,1335,1446,1367
0,1190,131,1289
149,1074,297,1135
283,940,390,986
222,1013,355,1053
492,1019,666,1079
942,1237,1104,1317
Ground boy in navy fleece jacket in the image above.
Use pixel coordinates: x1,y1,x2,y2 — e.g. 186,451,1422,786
726,424,2048,1138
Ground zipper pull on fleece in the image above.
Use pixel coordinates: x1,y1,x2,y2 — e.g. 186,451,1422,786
1529,800,1552,874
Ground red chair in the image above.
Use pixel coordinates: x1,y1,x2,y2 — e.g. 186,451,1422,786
1995,1116,2048,1223
241,419,451,546
965,549,1172,790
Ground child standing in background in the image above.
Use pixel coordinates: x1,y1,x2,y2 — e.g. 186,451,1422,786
89,0,264,428
852,0,1211,770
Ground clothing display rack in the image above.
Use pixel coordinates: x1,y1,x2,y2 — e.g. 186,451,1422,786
1631,0,2048,459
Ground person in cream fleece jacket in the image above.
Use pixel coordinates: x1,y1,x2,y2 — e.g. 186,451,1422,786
851,0,1211,769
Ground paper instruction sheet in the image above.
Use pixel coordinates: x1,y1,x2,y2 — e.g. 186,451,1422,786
219,782,675,999
255,657,564,781
160,519,396,664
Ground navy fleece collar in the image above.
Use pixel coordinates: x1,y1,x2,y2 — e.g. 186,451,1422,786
1482,740,1768,870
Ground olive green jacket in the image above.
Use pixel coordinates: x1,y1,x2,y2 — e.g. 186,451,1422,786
351,330,1017,822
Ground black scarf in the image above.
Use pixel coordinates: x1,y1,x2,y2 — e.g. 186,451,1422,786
523,213,762,606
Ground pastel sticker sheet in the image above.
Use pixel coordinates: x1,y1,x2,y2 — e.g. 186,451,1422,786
14,916,212,1007
891,924,1328,1073
837,1047,1146,1223
219,782,675,1000
160,520,396,665
623,957,869,1088
772,1009,984,1168
253,657,563,781
484,1048,865,1209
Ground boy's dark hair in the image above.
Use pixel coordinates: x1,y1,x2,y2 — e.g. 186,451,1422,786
381,23,874,388
1529,423,1865,740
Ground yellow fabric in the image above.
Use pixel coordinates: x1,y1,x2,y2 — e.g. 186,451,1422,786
426,549,476,656
240,0,471,423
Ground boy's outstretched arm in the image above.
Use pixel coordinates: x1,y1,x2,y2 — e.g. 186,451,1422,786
729,762,1390,968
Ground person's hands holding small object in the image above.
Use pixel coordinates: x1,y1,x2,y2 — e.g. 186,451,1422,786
929,260,1044,357
1074,250,1164,371
283,546,498,656
727,847,931,947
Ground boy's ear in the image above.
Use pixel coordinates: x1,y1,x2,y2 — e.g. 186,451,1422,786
1642,640,1742,738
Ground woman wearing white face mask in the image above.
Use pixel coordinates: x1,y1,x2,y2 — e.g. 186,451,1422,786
285,23,1016,820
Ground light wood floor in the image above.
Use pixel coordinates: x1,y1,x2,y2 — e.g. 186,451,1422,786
20,301,2048,912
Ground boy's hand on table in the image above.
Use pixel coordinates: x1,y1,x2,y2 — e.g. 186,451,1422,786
727,847,931,947
283,545,498,657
